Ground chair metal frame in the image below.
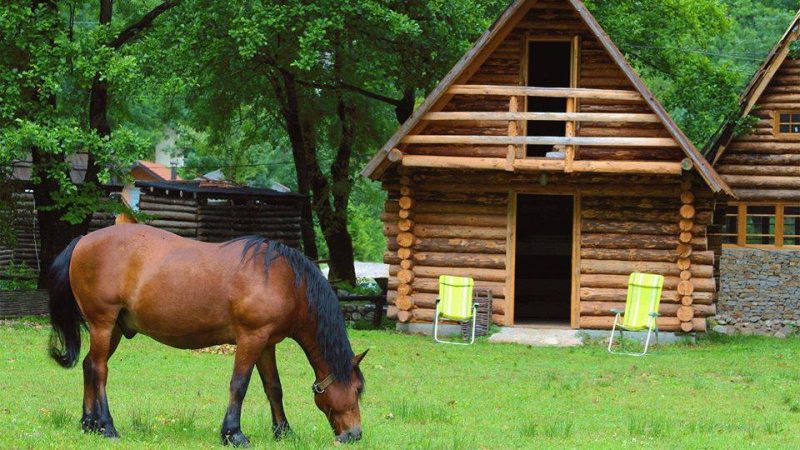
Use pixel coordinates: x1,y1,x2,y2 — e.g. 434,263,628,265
434,300,478,345
607,309,660,356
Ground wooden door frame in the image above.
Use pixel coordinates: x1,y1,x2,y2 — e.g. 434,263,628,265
505,189,581,328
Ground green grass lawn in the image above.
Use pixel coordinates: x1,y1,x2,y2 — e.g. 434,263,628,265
1,320,799,449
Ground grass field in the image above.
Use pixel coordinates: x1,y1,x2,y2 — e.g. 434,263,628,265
1,319,800,449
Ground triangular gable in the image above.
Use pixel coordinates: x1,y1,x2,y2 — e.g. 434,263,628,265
707,10,800,165
361,0,732,196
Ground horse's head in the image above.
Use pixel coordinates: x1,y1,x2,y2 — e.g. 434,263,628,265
313,350,368,443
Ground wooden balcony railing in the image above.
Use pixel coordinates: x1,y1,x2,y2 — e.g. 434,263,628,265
393,84,685,176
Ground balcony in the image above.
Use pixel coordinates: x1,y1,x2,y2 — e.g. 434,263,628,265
393,85,684,176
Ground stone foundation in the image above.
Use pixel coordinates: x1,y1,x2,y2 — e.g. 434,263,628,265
341,303,377,323
716,248,800,337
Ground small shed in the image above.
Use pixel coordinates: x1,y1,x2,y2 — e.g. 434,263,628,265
706,10,800,335
135,180,303,247
363,0,734,332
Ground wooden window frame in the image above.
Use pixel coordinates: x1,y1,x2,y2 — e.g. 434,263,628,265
772,111,800,138
721,201,800,250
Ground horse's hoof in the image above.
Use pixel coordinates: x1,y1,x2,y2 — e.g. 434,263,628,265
222,430,250,447
101,426,120,439
273,422,292,440
81,420,98,434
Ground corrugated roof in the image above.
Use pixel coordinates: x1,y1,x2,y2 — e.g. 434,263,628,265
135,180,303,198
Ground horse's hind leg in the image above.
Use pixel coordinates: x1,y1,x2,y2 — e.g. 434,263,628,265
221,338,264,447
82,324,122,437
255,345,291,439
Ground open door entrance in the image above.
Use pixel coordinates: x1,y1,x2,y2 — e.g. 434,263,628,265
513,195,574,324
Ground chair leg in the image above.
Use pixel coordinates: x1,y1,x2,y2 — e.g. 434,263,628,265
468,306,477,345
607,315,619,353
433,305,442,343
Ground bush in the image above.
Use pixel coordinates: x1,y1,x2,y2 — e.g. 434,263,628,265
0,263,37,291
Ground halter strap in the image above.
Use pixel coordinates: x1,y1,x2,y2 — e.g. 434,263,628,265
312,373,335,395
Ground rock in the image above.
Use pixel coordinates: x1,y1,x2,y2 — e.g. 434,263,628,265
712,325,730,335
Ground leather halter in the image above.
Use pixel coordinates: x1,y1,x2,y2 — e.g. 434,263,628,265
312,373,335,395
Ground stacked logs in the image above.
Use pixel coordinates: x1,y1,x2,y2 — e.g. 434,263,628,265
576,188,714,332
139,194,199,238
388,172,416,323
197,199,302,246
677,179,697,332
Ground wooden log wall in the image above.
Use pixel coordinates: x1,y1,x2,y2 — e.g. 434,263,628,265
139,194,200,238
405,0,683,165
0,190,116,276
381,168,716,331
717,57,800,200
196,197,302,247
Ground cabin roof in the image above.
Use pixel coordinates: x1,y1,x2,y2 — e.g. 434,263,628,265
706,10,800,165
135,180,303,199
361,0,733,196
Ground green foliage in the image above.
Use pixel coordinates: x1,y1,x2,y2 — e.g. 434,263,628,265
0,263,37,291
0,1,157,225
585,0,742,146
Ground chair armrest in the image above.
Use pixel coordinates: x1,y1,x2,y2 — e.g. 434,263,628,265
609,309,623,315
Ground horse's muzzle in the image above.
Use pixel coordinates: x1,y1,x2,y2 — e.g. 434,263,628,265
336,426,362,443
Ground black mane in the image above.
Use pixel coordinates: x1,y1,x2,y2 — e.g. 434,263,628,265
225,237,361,386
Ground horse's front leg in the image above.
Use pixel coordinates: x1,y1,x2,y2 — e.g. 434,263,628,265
221,338,263,447
82,324,122,437
256,345,291,439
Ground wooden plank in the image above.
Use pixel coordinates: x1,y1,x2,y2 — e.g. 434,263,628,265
402,155,681,175
447,85,643,101
422,112,661,122
571,193,581,329
401,135,679,147
571,160,682,175
505,191,517,326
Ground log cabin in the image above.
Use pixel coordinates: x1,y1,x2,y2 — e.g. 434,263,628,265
706,11,800,335
362,0,735,333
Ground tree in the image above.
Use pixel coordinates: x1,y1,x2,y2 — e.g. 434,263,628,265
0,1,179,285
147,0,506,283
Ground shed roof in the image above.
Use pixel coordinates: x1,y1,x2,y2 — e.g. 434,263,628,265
706,9,800,165
361,0,733,196
135,180,303,199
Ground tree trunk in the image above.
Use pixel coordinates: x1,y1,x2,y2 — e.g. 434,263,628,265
274,71,318,259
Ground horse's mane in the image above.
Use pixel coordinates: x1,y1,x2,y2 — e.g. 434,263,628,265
224,237,363,387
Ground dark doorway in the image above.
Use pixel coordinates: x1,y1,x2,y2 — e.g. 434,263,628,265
514,195,573,323
527,41,572,157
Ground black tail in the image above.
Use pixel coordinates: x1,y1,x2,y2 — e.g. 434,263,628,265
47,236,84,368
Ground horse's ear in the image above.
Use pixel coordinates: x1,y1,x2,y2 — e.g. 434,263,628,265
352,349,369,366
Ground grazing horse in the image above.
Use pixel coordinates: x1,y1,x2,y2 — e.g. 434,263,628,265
47,224,366,445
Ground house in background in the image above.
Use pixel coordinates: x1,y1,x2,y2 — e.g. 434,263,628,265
121,160,182,215
364,0,732,332
707,11,800,336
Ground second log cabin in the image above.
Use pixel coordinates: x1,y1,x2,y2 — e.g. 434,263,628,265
707,10,800,335
362,0,734,332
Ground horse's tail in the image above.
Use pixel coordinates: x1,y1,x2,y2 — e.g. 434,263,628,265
47,236,84,368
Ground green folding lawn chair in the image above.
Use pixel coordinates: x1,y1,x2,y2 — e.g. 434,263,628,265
434,275,478,345
607,272,664,356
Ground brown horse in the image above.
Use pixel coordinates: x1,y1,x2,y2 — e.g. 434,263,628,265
47,224,366,446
